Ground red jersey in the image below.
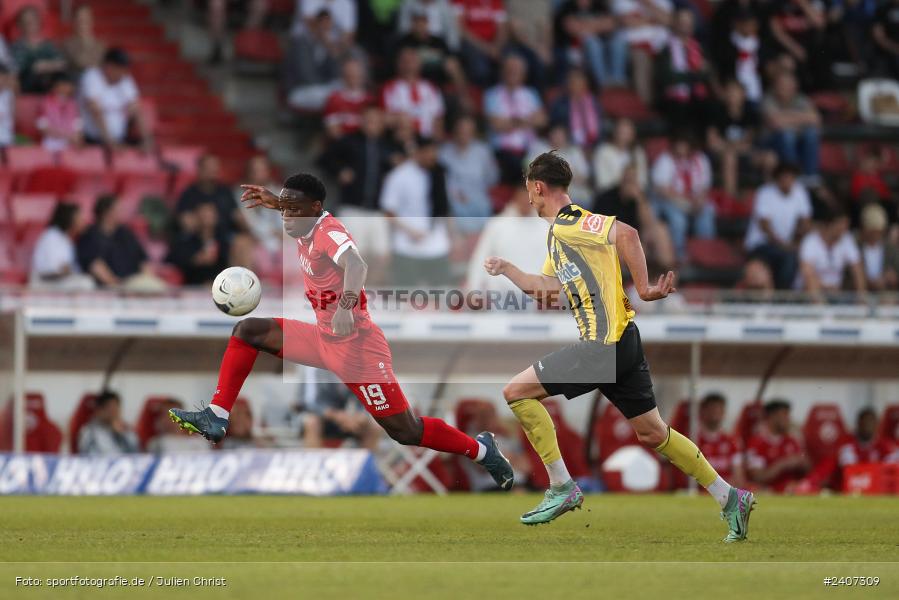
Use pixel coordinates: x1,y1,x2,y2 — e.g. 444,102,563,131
698,429,742,480
323,88,374,136
295,212,371,335
838,436,897,466
453,0,506,43
746,429,805,492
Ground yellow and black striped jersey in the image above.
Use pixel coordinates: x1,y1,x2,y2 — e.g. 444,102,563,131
541,204,635,343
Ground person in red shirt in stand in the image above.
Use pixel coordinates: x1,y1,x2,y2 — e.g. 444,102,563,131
323,57,374,139
746,399,811,493
839,408,897,468
697,393,746,488
453,0,508,85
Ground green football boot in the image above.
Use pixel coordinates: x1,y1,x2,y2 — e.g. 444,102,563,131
520,479,584,525
721,487,756,543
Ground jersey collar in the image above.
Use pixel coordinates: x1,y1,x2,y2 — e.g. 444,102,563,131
302,211,330,240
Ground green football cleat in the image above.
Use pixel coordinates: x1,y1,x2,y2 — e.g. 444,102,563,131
169,407,229,443
721,488,756,543
520,479,584,525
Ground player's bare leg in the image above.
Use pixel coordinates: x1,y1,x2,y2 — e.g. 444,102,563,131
503,367,584,525
630,409,756,542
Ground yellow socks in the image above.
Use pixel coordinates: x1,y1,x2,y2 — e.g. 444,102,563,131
508,398,562,465
655,426,718,488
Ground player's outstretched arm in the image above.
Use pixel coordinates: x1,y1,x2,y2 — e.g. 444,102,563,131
484,257,561,303
240,185,281,210
610,221,676,302
332,246,368,336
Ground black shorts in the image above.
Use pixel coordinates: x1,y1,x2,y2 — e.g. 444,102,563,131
534,322,656,419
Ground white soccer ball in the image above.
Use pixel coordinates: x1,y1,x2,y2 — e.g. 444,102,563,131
211,267,262,316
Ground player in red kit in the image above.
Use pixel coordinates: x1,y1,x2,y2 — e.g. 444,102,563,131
746,399,810,493
170,173,515,490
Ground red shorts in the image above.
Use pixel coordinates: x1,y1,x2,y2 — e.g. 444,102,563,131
274,319,410,418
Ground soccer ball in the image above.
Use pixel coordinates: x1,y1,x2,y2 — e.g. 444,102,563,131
212,267,262,316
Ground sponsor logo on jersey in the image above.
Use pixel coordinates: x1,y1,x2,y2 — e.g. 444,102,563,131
374,404,391,411
556,262,582,284
581,214,607,234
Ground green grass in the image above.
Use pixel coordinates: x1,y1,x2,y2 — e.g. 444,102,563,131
1,494,897,599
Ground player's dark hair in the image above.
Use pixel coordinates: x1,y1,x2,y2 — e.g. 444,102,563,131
773,161,800,178
525,151,572,189
857,407,876,423
93,194,117,221
48,202,79,232
700,392,727,408
764,399,791,416
95,390,120,408
283,173,327,203
819,205,848,225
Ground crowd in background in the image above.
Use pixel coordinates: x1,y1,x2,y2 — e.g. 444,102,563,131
7,0,899,298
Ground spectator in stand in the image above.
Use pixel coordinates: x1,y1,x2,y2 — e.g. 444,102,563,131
505,0,552,83
452,0,508,86
176,154,247,239
746,399,810,493
29,202,95,290
298,0,358,48
300,368,381,450
38,73,83,152
80,48,153,151
323,57,373,139
736,258,776,298
850,146,893,221
593,117,648,194
395,8,454,84
611,0,673,105
650,131,715,261
218,398,266,449
77,391,139,456
555,0,627,88
317,106,400,283
655,7,712,130
484,53,547,183
716,9,763,112
706,80,774,198
838,408,897,469
397,0,459,50
62,5,106,75
0,32,12,69
380,135,452,286
696,393,746,489
167,200,231,286
439,114,499,234
0,64,14,149
146,398,208,453
549,68,603,149
238,155,284,261
744,162,812,289
208,0,270,64
769,0,828,90
761,72,821,183
382,46,446,137
283,10,346,112
466,186,548,294
858,203,899,292
527,125,592,204
594,165,675,270
829,0,877,74
797,208,866,298
873,0,899,78
10,6,67,93
76,195,158,289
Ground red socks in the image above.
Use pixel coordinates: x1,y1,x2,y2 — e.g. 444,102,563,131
420,416,480,458
210,336,259,413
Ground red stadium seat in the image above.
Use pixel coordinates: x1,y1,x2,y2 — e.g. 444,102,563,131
10,193,56,226
23,166,76,195
111,149,161,175
65,191,99,220
819,143,851,174
0,0,47,32
136,396,176,450
72,172,118,197
669,400,691,436
119,172,171,200
68,393,97,454
14,94,44,140
594,399,640,464
233,29,283,63
734,401,764,446
643,137,669,164
59,147,107,174
687,238,745,270
0,392,63,453
599,88,656,121
5,146,55,181
803,403,849,466
878,405,899,444
160,146,204,175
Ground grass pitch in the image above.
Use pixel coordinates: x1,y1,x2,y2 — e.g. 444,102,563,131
1,494,897,599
